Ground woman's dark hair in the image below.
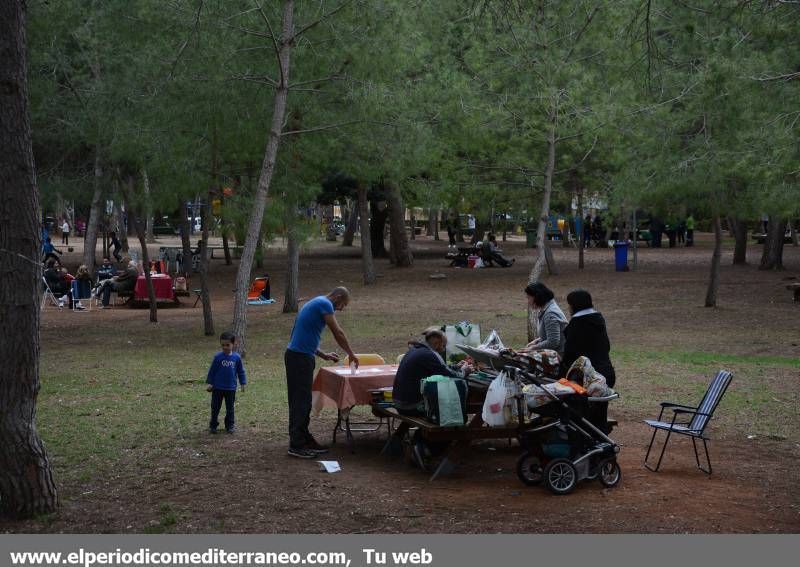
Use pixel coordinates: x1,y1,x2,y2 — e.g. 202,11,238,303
566,289,593,312
524,282,554,307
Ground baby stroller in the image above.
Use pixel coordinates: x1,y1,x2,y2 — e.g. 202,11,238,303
508,366,621,495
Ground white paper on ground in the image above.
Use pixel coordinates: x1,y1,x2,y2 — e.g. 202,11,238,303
318,460,341,473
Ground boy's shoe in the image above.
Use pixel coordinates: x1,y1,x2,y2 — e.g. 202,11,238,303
287,447,316,459
209,428,218,434
304,438,329,454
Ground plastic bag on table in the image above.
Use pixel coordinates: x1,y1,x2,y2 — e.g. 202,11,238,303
442,321,481,363
482,371,518,427
480,329,506,351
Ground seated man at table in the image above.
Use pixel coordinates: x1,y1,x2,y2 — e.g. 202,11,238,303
393,327,473,417
96,257,115,283
96,260,139,308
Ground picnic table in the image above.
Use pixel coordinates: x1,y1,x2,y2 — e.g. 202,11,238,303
445,245,479,267
372,376,523,480
133,274,176,303
312,364,398,449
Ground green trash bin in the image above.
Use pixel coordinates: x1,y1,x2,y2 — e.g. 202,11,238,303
526,228,538,248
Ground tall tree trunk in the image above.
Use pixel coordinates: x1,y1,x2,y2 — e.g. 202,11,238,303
283,210,300,313
143,169,155,243
341,201,358,247
527,111,558,340
410,212,416,241
0,0,59,518
124,176,158,323
179,201,192,276
790,223,798,247
429,207,439,240
198,130,218,336
358,184,377,285
231,0,294,357
577,189,585,270
83,154,104,275
387,183,413,267
731,216,748,265
759,217,787,271
369,199,389,258
221,197,232,266
704,214,723,307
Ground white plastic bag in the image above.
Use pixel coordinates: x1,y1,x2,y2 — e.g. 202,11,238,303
482,371,518,427
474,258,485,269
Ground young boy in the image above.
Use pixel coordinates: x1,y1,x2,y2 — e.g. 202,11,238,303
206,332,247,433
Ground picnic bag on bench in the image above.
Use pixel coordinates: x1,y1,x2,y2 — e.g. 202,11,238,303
421,375,468,426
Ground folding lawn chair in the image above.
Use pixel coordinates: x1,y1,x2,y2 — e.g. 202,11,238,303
643,369,733,475
71,280,92,311
41,277,62,311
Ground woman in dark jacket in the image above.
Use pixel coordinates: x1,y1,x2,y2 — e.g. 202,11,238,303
561,289,616,432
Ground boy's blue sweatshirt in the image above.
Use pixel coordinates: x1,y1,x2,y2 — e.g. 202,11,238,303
206,352,247,390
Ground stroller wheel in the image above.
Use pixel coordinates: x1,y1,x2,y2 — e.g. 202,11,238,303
598,458,621,488
543,458,577,495
516,452,544,486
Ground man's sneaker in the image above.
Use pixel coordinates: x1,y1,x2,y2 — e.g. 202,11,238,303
225,427,236,434
304,439,329,454
209,428,218,434
287,447,316,459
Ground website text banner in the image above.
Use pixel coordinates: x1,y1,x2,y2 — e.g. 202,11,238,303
0,535,794,567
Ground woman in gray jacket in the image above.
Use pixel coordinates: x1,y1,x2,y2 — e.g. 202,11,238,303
522,282,568,356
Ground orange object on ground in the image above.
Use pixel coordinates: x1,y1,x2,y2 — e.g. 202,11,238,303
247,276,270,300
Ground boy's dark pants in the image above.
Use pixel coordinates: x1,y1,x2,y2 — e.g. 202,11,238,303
284,349,316,449
210,389,236,431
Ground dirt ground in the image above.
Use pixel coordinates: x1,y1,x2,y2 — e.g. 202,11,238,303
3,234,799,533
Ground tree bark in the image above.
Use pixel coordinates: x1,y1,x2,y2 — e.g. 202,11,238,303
577,189,585,270
179,201,192,276
429,207,439,240
143,169,155,243
358,184,377,285
730,216,748,265
369,199,389,258
83,154,104,275
704,214,723,307
221,196,232,266
759,216,787,271
231,0,294,357
341,200,358,247
527,111,559,340
0,0,59,518
124,176,158,323
283,210,300,313
198,130,218,337
387,183,413,267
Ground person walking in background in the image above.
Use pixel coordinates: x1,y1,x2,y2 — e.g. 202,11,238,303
61,219,70,245
206,332,247,434
109,231,122,262
677,218,686,245
685,214,695,247
284,287,359,458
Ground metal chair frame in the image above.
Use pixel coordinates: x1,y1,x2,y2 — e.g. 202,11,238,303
644,370,733,475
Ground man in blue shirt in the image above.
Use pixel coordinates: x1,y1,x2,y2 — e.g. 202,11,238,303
285,287,359,458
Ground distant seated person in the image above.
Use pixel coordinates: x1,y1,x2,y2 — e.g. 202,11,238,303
41,237,62,264
192,240,203,272
392,327,473,417
96,257,115,282
43,260,70,307
486,233,514,267
94,260,139,308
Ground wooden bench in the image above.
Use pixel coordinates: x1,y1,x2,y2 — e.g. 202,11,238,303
372,404,521,481
787,282,800,302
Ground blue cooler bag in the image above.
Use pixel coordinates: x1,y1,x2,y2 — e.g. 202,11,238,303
421,376,468,426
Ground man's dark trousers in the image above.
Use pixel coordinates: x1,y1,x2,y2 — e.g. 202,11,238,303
210,389,236,431
285,349,316,449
